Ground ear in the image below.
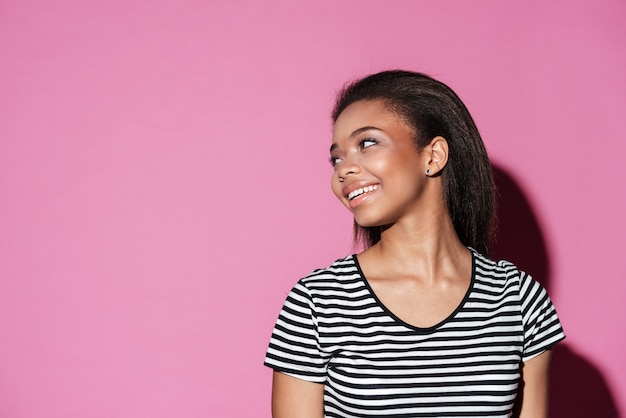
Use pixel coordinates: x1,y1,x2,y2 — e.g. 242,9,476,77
425,136,449,175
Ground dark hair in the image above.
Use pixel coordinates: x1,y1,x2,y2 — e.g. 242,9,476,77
332,70,495,256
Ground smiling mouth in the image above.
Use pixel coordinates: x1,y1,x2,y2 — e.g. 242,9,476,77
348,185,379,200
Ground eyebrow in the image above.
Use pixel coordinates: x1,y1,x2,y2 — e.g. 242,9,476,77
329,126,382,153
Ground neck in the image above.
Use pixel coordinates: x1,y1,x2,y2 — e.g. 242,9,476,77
362,206,469,282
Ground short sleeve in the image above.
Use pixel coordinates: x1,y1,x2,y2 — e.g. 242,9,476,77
264,280,329,383
518,272,566,362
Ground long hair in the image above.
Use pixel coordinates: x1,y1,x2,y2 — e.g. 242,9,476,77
332,70,495,256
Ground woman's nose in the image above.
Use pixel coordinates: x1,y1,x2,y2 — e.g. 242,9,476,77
338,156,361,180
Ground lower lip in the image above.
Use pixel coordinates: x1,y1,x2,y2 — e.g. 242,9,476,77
348,189,376,209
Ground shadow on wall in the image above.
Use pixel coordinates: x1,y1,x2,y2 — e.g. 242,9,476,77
490,164,620,418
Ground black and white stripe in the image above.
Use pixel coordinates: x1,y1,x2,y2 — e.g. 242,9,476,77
265,249,565,417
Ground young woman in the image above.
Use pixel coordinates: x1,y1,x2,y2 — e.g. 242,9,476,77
265,70,565,418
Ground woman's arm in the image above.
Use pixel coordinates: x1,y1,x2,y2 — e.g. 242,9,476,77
515,350,553,418
272,371,324,418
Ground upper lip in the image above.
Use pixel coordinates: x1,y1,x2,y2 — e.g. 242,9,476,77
342,181,380,199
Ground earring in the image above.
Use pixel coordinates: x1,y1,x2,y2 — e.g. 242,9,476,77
425,169,431,176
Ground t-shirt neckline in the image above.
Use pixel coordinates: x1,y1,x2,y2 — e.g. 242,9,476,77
351,249,477,333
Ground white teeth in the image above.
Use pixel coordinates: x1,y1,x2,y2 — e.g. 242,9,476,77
348,185,378,200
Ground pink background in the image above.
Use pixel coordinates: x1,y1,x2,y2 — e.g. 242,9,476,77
1,1,624,416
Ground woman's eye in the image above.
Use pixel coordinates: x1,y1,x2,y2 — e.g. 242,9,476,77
329,156,342,167
360,138,377,148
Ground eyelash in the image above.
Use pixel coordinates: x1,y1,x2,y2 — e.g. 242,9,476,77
329,137,378,167
359,137,378,148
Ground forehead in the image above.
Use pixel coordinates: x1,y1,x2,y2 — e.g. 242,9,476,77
332,100,411,139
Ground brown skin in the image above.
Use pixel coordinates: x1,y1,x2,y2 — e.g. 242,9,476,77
513,350,553,418
272,100,552,418
272,372,324,418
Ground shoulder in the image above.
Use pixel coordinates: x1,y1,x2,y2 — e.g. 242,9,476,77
472,250,556,312
471,250,550,308
292,254,369,309
299,254,361,288
472,249,526,287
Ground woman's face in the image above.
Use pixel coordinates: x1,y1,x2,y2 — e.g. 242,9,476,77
330,100,432,228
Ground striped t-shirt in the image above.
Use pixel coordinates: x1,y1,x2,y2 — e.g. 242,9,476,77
264,249,565,417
